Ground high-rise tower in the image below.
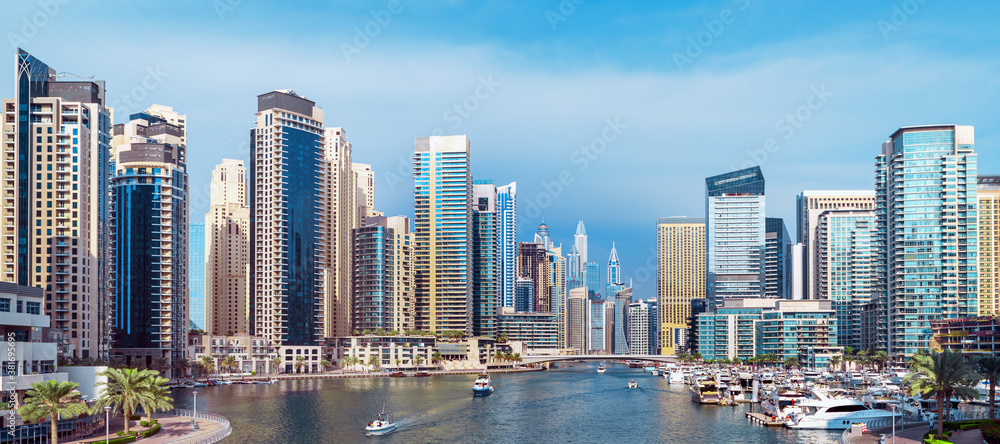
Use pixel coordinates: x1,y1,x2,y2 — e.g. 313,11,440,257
876,125,978,358
109,106,188,374
206,159,250,336
413,135,472,333
2,49,111,359
496,182,517,309
705,167,766,308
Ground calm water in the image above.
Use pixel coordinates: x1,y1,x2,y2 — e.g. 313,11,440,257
174,361,840,443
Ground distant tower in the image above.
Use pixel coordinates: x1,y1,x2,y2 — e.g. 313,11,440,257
705,167,766,308
607,242,621,285
497,182,517,308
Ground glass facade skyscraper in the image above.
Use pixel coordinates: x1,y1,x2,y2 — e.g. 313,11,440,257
251,90,326,346
586,261,599,299
189,222,206,331
876,125,978,358
472,180,498,338
815,210,875,351
110,108,188,373
764,217,790,299
497,182,517,309
705,167,766,308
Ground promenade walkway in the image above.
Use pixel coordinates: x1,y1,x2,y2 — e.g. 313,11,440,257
67,410,230,444
850,424,984,444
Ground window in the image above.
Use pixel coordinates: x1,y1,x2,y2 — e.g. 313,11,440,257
25,302,40,315
0,298,9,312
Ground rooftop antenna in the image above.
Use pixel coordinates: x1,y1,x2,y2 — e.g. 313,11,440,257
52,71,94,80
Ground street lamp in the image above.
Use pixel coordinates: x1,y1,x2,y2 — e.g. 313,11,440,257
192,391,198,430
104,406,111,443
891,404,897,444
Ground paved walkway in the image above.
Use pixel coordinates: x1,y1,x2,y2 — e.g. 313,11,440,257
67,415,223,444
851,424,985,444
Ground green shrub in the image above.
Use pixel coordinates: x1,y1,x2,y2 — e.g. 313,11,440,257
981,420,1000,444
128,414,140,420
100,436,137,444
140,423,162,438
139,420,149,427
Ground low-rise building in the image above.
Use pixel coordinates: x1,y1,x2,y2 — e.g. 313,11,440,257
187,333,280,375
932,317,1000,355
697,298,837,362
497,308,558,352
0,282,68,423
340,335,436,370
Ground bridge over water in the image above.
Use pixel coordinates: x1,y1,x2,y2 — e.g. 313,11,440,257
520,355,677,365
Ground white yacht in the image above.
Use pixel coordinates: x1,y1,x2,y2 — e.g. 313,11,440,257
473,374,494,396
365,410,396,435
784,399,897,429
900,396,962,423
628,379,638,389
597,363,606,374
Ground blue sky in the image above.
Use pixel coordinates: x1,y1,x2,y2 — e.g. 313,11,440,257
4,0,999,299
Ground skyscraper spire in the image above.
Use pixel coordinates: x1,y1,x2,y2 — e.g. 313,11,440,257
608,242,621,286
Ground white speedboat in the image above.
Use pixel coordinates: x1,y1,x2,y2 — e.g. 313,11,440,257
628,379,638,389
668,370,687,384
784,399,897,429
597,363,606,373
365,410,396,435
473,374,494,396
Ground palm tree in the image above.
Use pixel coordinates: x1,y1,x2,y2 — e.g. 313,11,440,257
828,355,842,371
493,351,504,366
872,351,889,372
512,353,522,366
497,333,509,343
395,359,402,369
690,352,702,363
367,354,381,372
975,354,1000,420
414,355,424,370
320,359,333,372
856,350,870,371
17,380,90,444
784,356,799,369
137,376,173,423
503,352,513,368
175,358,191,379
294,356,307,374
221,355,238,375
904,349,980,437
198,355,216,377
94,367,160,434
149,356,169,375
128,356,147,370
272,356,283,374
842,346,855,370
431,352,444,366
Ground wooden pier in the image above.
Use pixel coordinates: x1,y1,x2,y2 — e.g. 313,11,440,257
746,412,785,427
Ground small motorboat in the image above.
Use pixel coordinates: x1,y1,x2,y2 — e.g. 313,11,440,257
628,379,638,389
365,409,396,435
389,372,406,378
473,374,494,396
412,372,430,377
597,363,606,374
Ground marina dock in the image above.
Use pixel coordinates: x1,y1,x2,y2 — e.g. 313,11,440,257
745,412,785,427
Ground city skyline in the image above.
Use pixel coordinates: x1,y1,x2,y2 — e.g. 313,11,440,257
5,2,999,299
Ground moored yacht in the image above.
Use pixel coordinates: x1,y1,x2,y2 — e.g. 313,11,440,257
784,399,897,429
690,376,722,404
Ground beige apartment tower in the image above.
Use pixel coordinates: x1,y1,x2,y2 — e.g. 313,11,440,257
656,217,705,355
795,191,876,299
413,135,472,333
979,176,1000,315
2,50,111,359
205,159,251,335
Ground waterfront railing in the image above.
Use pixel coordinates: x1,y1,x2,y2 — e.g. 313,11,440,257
162,409,233,444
